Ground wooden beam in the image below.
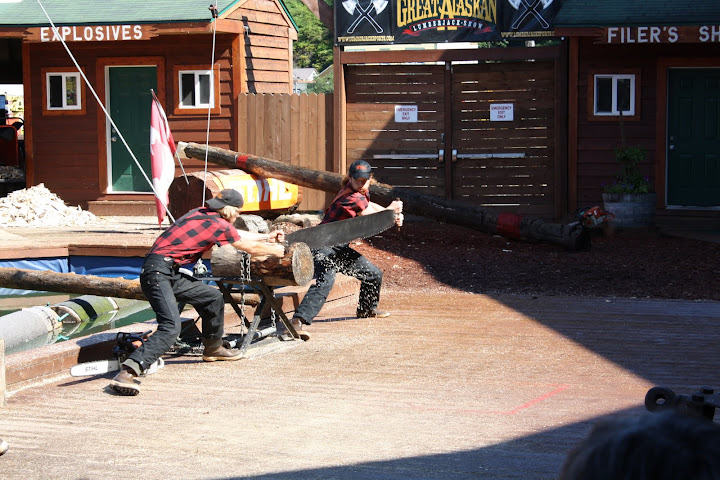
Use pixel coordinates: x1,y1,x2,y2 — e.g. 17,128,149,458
567,36,579,211
21,40,33,188
0,339,5,408
333,46,346,174
339,45,561,65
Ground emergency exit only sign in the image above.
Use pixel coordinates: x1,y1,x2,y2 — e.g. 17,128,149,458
395,105,418,123
490,103,514,121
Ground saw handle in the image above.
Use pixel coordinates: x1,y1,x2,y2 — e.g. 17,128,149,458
392,197,404,231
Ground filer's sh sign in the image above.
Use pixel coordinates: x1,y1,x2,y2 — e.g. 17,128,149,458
395,105,418,122
490,103,514,121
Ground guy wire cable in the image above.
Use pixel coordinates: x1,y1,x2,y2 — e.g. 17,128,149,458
202,3,220,205
35,0,175,223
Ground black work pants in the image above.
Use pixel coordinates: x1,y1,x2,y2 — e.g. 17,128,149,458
127,254,225,373
294,245,383,324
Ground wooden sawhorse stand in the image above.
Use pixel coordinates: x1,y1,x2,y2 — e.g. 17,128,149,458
211,277,299,355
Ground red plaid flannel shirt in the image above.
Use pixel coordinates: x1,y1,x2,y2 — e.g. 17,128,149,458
321,183,370,224
149,207,241,265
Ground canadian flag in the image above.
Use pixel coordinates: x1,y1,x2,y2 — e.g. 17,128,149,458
150,93,177,225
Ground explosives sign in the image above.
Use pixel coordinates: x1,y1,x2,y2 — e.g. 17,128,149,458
26,25,157,43
335,0,563,45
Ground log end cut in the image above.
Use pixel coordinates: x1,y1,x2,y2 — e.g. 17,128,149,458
288,242,313,286
210,243,314,287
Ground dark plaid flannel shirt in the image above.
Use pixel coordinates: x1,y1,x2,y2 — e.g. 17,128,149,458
149,207,241,265
321,184,370,224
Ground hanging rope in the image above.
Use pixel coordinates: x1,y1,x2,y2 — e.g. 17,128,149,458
35,0,175,222
202,3,220,205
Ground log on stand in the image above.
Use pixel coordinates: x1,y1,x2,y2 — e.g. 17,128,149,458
209,243,314,351
210,242,313,287
178,142,590,250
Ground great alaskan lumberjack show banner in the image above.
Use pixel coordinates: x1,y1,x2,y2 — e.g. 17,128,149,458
335,0,563,45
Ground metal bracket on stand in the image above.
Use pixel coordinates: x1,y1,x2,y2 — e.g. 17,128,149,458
212,277,298,355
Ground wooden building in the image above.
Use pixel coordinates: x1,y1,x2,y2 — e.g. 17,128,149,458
0,0,297,214
554,0,720,224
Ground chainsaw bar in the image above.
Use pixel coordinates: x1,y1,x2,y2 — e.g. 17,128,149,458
285,209,396,249
70,358,165,377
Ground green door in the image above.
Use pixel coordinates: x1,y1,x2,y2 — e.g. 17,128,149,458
667,68,720,206
108,66,156,192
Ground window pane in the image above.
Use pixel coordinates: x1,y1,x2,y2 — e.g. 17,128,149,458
199,74,210,105
595,77,612,113
617,78,632,113
65,75,77,106
180,73,195,106
49,75,63,108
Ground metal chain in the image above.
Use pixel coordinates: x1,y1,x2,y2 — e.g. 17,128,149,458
239,251,251,332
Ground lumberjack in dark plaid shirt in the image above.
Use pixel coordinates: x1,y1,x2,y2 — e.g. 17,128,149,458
320,183,370,224
149,207,241,265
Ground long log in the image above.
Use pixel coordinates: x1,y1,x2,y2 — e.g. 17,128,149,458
0,267,258,305
178,142,590,250
0,268,147,300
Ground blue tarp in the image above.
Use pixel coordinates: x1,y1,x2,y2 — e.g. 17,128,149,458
69,256,143,279
0,257,70,296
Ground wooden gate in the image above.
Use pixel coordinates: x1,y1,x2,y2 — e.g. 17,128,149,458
450,61,558,218
345,64,446,197
343,46,566,220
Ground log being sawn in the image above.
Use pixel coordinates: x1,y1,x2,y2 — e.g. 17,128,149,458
178,142,590,250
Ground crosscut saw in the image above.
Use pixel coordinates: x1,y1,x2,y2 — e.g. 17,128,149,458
285,209,396,249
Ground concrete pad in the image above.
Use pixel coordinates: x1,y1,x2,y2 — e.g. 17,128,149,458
1,290,718,479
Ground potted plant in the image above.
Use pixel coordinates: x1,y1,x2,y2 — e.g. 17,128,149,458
602,146,656,228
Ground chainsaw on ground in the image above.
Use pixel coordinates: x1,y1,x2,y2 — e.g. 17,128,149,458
70,331,164,377
577,205,615,228
285,209,397,249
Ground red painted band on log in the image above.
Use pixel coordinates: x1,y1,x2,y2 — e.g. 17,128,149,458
497,213,523,239
235,154,248,169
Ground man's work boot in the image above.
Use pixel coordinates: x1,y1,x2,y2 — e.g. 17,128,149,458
290,317,310,341
109,366,140,396
202,338,243,362
356,309,391,318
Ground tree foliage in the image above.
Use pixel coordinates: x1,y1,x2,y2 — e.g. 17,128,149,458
307,71,334,93
285,0,334,72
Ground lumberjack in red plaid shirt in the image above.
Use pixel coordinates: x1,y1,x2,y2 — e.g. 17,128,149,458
286,160,403,341
110,189,284,396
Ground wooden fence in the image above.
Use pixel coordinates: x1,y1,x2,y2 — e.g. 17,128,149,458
236,92,334,212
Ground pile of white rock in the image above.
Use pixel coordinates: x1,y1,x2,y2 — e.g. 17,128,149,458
0,183,99,227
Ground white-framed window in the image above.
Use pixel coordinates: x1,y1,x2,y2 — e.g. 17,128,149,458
178,70,214,108
593,74,635,116
46,71,82,110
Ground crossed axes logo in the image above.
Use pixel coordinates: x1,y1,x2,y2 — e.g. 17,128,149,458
508,0,553,30
342,0,388,34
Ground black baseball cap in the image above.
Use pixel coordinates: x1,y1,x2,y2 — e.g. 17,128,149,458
349,160,372,180
205,189,244,210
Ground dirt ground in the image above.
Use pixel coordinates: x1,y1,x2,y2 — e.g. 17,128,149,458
349,221,720,301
